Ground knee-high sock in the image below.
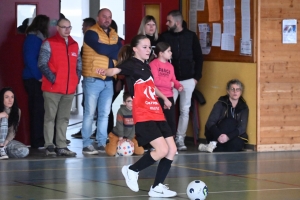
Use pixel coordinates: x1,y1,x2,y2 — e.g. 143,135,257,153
153,157,173,188
129,150,156,172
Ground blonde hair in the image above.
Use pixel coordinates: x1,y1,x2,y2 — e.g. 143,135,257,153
137,15,158,41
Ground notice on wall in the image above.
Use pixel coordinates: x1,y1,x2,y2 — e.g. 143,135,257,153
207,0,220,22
212,23,221,47
198,23,211,54
282,19,297,44
240,39,252,56
189,10,197,33
221,33,234,51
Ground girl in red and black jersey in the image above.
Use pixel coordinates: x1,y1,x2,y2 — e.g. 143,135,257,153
96,35,177,198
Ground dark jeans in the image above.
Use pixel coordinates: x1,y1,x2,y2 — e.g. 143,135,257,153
23,79,45,148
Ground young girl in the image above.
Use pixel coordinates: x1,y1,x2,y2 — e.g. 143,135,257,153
0,87,29,159
149,42,183,137
96,35,177,198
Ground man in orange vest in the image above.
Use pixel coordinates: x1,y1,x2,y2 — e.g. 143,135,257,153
81,8,122,155
38,18,82,157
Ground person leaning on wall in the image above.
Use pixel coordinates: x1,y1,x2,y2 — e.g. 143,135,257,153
198,79,249,153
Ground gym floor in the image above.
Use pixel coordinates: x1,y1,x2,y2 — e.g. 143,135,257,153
1,124,300,200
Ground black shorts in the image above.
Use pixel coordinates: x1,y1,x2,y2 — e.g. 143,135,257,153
135,121,173,146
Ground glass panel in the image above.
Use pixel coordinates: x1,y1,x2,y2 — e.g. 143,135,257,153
17,4,37,34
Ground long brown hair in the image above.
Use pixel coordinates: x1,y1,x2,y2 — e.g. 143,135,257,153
25,15,50,38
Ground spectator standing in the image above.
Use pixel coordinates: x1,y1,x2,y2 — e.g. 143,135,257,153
81,8,122,154
159,10,203,150
23,14,50,149
38,18,82,157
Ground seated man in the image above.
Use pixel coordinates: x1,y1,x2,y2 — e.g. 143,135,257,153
199,79,249,152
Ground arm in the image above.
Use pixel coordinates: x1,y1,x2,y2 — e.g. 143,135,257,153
84,30,120,60
170,66,182,90
192,32,203,81
115,109,124,138
205,101,224,139
38,41,56,83
23,36,43,80
97,68,121,77
76,48,82,82
155,87,171,109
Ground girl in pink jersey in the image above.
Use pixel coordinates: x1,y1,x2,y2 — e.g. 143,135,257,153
149,42,183,136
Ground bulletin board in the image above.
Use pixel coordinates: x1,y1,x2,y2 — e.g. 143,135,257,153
190,0,256,63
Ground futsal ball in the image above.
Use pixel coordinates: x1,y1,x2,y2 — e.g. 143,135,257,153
117,141,134,156
186,180,208,200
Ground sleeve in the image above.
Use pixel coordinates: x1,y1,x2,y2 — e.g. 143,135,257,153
38,41,56,83
205,101,224,139
84,30,120,60
170,64,181,89
149,60,170,88
5,109,21,142
192,32,203,81
117,63,134,76
23,36,43,80
114,109,124,138
76,48,82,82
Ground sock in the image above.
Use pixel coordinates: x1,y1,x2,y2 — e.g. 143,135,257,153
152,157,173,188
129,150,156,172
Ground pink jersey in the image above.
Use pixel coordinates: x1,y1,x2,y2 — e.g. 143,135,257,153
149,59,181,97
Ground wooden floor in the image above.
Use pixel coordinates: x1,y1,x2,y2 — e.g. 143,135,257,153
1,125,300,200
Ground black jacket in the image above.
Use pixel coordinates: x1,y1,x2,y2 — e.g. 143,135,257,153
159,28,203,81
205,95,249,141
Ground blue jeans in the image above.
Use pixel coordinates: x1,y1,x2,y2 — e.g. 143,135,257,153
82,77,113,147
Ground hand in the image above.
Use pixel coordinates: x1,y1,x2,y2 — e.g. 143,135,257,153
193,79,198,85
163,98,172,109
218,134,229,144
0,112,8,119
171,82,174,88
178,85,184,92
96,68,106,76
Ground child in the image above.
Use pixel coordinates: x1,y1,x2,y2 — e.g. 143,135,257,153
96,35,177,198
105,92,144,156
149,42,183,137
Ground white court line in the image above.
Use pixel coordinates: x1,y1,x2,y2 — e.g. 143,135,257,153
44,187,300,200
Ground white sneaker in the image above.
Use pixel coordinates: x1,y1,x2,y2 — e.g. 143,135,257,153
198,143,208,152
148,183,177,198
0,146,8,159
121,165,139,192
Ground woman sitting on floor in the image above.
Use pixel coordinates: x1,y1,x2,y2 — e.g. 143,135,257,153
199,79,249,153
0,87,29,159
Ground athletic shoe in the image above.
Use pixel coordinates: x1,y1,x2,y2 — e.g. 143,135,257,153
66,139,71,145
176,136,187,151
45,145,56,157
148,184,177,198
121,165,139,192
55,148,76,157
82,145,98,155
198,142,217,153
96,146,105,153
71,130,82,138
0,146,8,159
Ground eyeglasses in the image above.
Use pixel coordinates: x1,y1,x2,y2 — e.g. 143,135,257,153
58,26,72,30
230,88,242,92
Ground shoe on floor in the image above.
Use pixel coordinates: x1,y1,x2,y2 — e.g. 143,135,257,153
82,145,98,155
198,142,217,153
55,147,76,157
45,145,56,157
0,146,9,159
148,183,177,197
175,136,187,151
96,145,105,153
121,165,139,192
71,130,82,138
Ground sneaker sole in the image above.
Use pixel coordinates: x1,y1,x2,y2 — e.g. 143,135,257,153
148,187,177,197
177,147,187,151
45,152,56,157
56,153,76,157
0,156,9,159
82,151,98,155
121,165,139,192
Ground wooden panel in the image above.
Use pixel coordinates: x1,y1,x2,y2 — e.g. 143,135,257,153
196,0,255,62
145,4,160,33
259,0,300,147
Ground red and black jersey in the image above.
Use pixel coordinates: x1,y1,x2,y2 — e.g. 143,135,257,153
118,57,165,123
